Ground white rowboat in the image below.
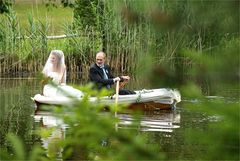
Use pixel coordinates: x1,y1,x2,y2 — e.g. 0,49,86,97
33,88,181,111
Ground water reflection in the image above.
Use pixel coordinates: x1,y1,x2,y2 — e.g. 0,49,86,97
34,111,180,133
33,110,181,159
34,111,66,159
34,111,67,128
33,110,181,155
0,78,39,154
117,111,180,132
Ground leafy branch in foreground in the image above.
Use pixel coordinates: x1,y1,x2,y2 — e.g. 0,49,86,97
0,133,47,161
52,86,165,160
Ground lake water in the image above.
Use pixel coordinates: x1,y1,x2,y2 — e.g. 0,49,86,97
0,78,237,160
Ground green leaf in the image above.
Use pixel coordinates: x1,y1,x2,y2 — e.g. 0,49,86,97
7,133,25,160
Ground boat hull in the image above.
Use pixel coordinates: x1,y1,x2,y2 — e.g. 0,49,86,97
34,100,176,112
32,88,181,111
128,101,176,110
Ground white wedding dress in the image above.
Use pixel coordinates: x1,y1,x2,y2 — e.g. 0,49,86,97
43,72,83,98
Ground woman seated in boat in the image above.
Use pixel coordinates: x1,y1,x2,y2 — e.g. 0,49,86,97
42,50,83,98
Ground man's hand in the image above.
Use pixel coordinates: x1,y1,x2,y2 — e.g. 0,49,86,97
121,76,130,80
113,77,121,82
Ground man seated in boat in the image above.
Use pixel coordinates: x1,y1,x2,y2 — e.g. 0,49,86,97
89,51,135,95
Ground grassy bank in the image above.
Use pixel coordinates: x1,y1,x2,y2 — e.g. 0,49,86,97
12,2,73,35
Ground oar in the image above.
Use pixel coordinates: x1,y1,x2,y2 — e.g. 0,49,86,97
115,80,120,117
115,80,120,104
114,80,120,131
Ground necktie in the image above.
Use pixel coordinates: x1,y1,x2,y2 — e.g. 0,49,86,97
102,68,108,79
102,67,110,89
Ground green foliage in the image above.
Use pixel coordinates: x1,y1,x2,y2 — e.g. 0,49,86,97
0,0,239,78
0,133,46,161
50,87,164,160
22,84,165,160
184,99,239,160
120,1,239,160
73,0,99,30
0,0,12,14
0,1,239,160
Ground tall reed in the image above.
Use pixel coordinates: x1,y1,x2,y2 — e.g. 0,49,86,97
0,0,238,86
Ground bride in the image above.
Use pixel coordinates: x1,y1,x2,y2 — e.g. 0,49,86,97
42,50,83,98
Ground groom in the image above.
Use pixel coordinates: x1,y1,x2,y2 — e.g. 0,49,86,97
89,51,135,95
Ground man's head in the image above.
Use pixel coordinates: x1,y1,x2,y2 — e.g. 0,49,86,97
96,51,106,67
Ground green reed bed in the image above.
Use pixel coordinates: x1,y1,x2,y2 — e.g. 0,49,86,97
0,0,238,83
0,0,160,78
0,1,170,78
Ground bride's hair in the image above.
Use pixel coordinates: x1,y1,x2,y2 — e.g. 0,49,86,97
42,50,66,82
52,50,65,72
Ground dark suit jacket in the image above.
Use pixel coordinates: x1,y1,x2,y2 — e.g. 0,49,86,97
89,63,115,89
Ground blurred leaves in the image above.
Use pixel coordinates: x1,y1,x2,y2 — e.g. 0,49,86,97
185,100,239,160
0,0,12,14
7,133,25,160
120,1,239,160
180,82,203,99
120,0,239,93
44,86,164,160
0,133,46,161
1,0,239,160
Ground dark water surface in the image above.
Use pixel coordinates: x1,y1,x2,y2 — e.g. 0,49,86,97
0,78,234,160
